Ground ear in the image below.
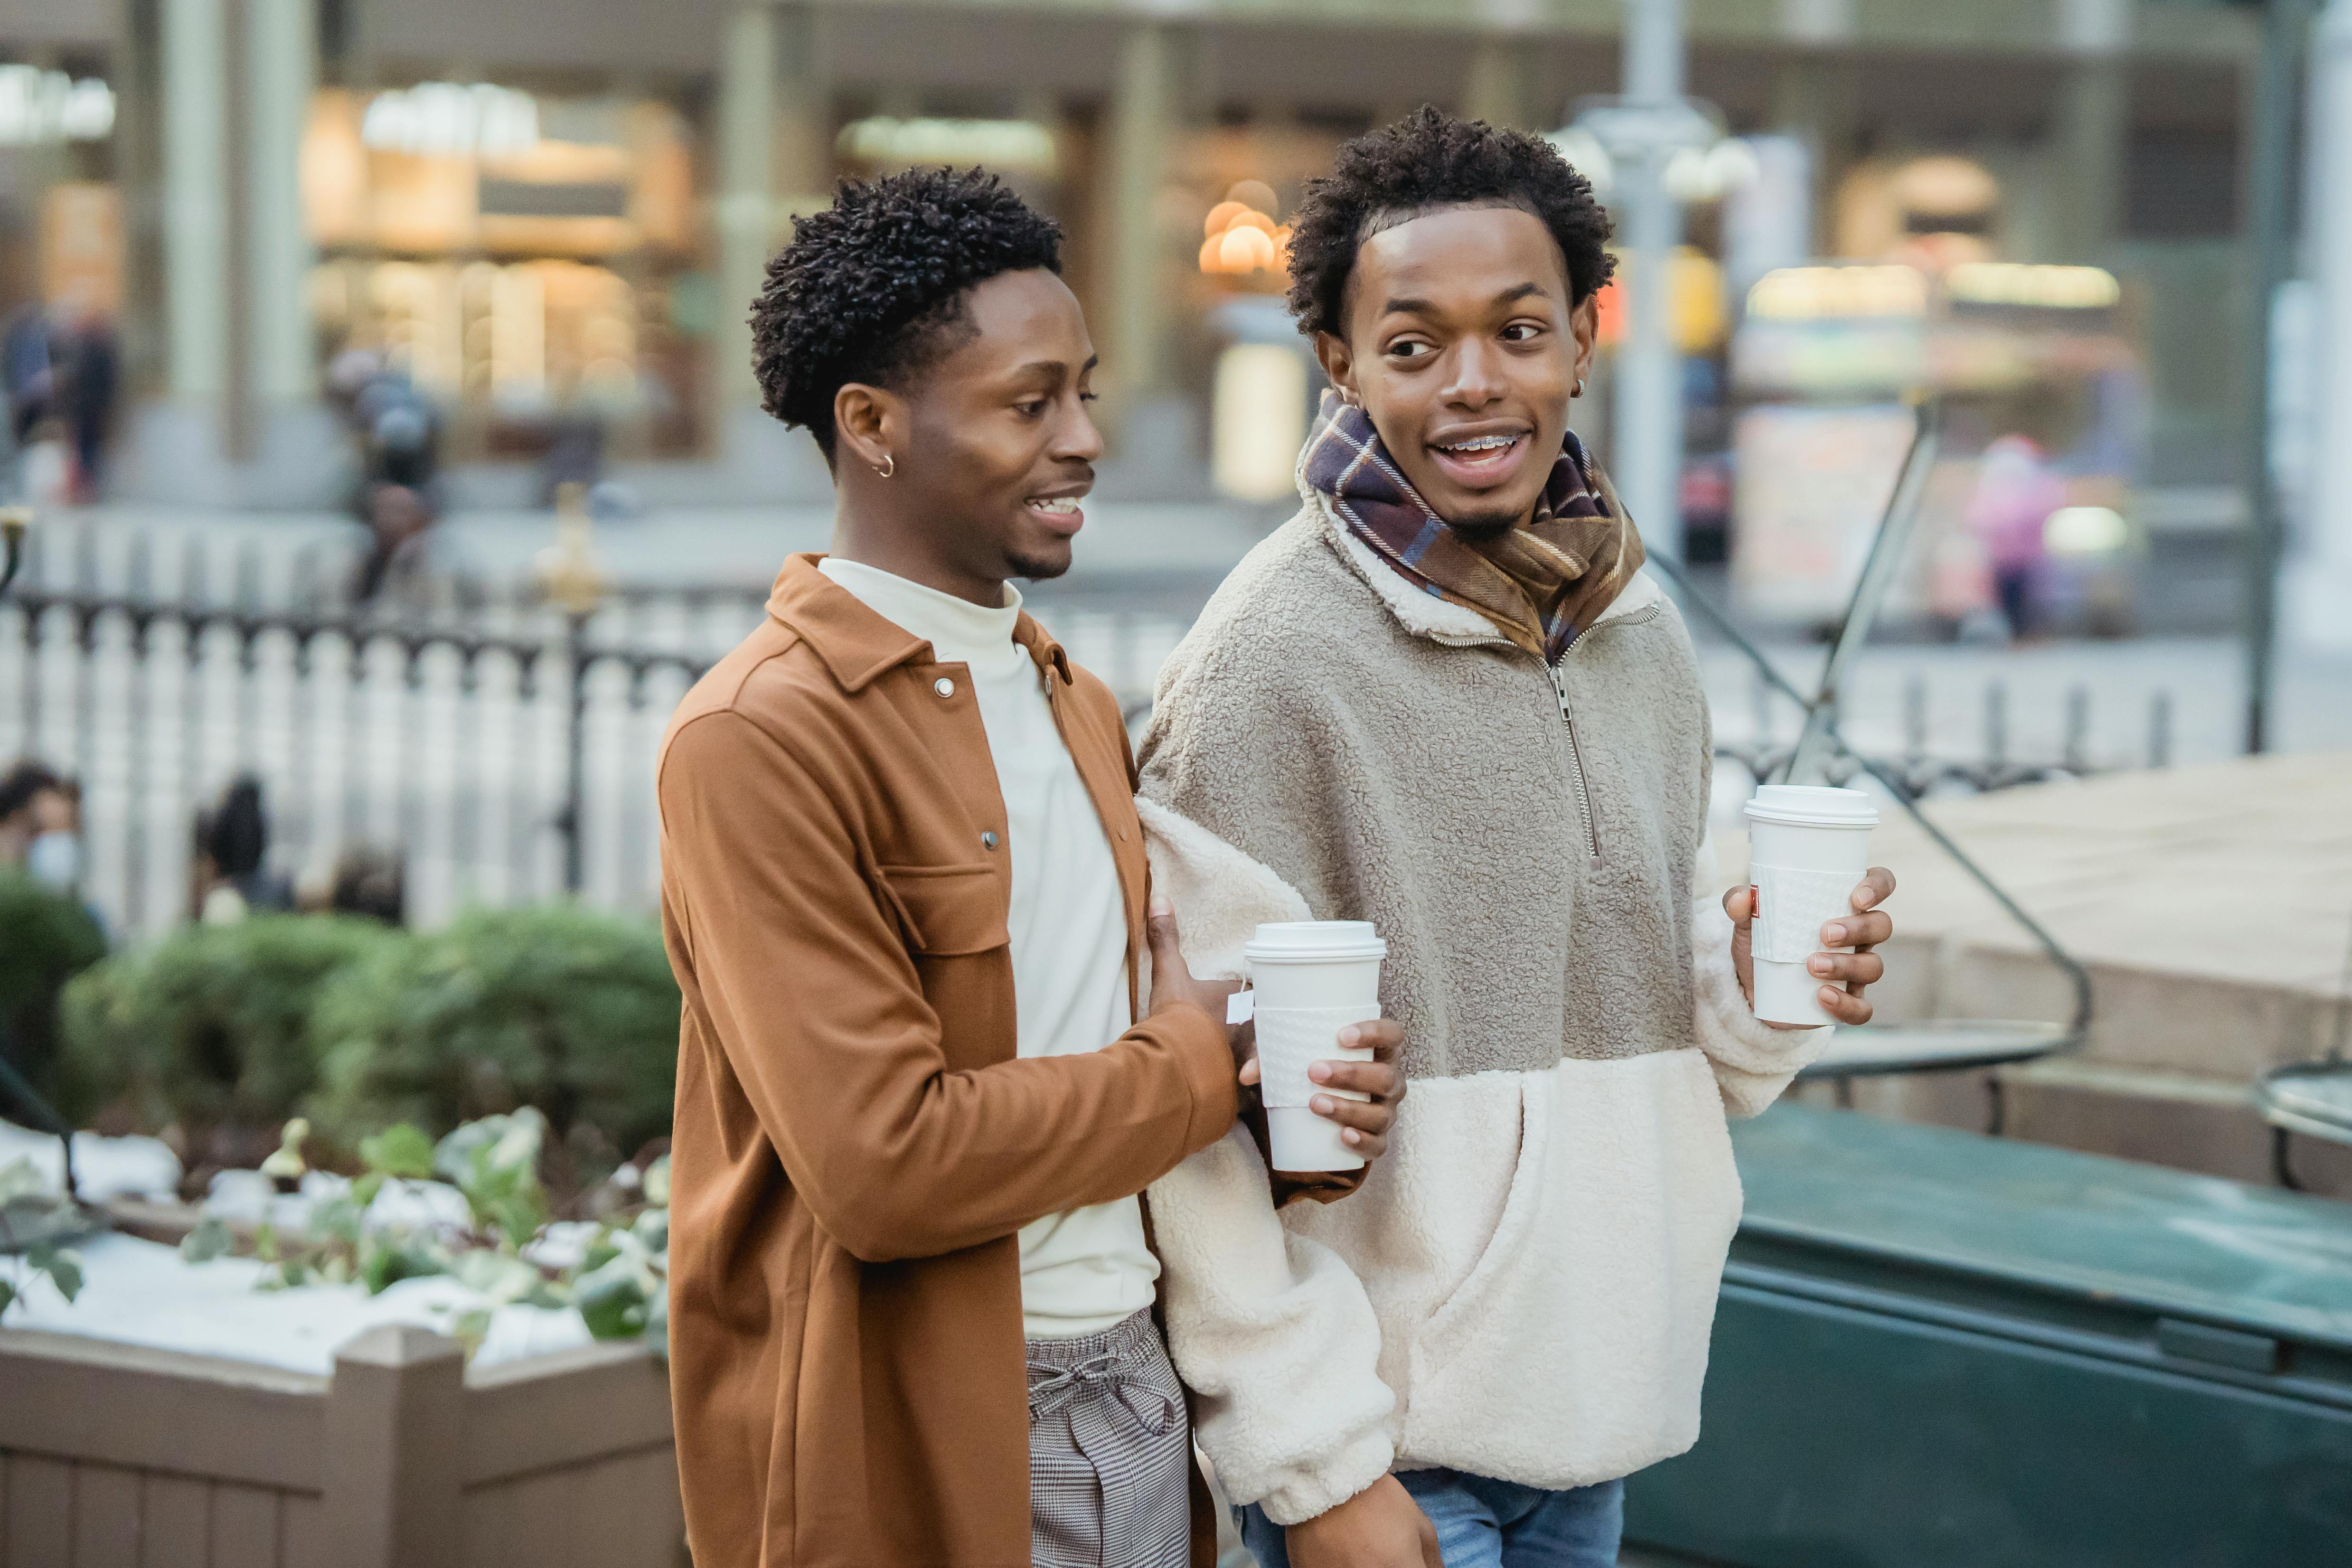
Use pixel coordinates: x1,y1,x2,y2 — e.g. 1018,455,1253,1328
1313,331,1358,406
1569,295,1599,390
832,383,903,475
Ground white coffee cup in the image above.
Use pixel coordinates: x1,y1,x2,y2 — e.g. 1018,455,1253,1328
1242,920,1387,1172
1743,785,1880,1027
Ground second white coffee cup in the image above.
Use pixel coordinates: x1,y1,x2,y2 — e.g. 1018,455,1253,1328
1743,785,1879,1027
1242,920,1386,1172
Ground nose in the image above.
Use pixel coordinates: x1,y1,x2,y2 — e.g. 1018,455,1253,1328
1441,338,1508,410
1054,392,1105,465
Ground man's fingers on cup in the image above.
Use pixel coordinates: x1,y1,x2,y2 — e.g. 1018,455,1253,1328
1818,984,1874,1024
1311,1061,1402,1100
1819,910,1894,949
1338,1019,1406,1057
1852,867,1896,911
1806,950,1884,986
1723,883,1755,926
1311,1094,1392,1134
1238,1056,1261,1086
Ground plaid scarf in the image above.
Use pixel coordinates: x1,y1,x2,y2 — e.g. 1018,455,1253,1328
1302,391,1644,662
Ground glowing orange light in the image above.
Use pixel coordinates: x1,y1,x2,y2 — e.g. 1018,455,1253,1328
1216,225,1278,273
1204,200,1251,237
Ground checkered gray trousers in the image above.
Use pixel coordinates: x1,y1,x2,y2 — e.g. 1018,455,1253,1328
1026,1309,1192,1568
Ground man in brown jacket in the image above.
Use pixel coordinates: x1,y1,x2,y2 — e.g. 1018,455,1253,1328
656,168,1408,1568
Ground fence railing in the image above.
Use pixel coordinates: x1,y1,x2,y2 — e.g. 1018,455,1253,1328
0,574,1189,938
3,523,2181,939
1715,666,2178,799
3,585,705,935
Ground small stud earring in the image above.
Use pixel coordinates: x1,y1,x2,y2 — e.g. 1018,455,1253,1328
875,453,895,479
1573,378,1586,398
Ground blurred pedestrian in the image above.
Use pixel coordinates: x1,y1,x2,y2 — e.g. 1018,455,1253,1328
338,356,445,602
56,294,119,503
0,761,79,891
296,844,406,927
189,777,293,925
1,300,52,446
1965,434,2064,641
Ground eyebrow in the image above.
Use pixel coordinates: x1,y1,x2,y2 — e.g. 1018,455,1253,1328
1008,354,1098,381
1380,282,1550,317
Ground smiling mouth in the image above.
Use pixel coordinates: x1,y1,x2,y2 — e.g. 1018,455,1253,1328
1023,495,1086,534
1431,432,1525,468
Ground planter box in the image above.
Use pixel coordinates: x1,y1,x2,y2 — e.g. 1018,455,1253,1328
0,1324,684,1568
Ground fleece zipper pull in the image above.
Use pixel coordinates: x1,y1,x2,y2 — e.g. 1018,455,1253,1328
1546,660,1603,865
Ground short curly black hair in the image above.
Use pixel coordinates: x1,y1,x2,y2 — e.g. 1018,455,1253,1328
751,167,1063,459
1284,107,1616,338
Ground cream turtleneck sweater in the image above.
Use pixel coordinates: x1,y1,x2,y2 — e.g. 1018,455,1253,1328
816,556,1157,1339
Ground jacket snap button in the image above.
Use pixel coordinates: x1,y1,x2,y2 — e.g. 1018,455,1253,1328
981,831,999,850
933,677,955,698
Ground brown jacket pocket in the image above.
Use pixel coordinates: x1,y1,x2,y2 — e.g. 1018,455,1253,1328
879,863,1009,956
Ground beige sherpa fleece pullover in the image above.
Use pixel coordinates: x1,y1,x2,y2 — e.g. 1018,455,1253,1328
1133,484,1831,1524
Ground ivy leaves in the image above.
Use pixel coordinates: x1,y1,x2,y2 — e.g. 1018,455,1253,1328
0,1156,89,1321
171,1115,669,1356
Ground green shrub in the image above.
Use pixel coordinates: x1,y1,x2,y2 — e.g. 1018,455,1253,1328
56,915,395,1137
307,905,678,1165
0,870,108,1107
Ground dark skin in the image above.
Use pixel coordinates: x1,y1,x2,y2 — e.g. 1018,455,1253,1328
826,266,1408,1155
1298,204,1897,1567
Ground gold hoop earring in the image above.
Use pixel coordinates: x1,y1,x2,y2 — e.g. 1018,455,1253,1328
875,453,895,479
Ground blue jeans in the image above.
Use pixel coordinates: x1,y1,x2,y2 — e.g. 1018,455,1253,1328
1238,1470,1624,1568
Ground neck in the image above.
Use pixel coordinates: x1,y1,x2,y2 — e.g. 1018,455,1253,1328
828,488,1007,609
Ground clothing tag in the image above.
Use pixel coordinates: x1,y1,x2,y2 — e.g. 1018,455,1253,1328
1226,989,1255,1025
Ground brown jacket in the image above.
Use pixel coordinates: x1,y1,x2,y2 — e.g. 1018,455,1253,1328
657,556,1238,1568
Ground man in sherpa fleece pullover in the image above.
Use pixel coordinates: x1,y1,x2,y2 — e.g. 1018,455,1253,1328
1133,111,1898,1568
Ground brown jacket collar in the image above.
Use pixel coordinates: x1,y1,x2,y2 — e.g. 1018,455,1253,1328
765,552,1073,693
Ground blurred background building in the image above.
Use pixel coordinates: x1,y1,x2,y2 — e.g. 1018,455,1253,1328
2,0,2348,948
0,3,2302,602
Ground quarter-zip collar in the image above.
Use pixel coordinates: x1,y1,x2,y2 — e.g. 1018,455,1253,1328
1305,492,1663,656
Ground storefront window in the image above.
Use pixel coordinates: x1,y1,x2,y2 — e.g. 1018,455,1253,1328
303,85,703,458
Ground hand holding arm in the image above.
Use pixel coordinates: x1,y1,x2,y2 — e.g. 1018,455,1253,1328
662,710,1239,1262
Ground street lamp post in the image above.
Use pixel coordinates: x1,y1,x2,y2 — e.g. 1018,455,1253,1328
1613,0,1688,561
536,485,610,895
2241,0,2316,753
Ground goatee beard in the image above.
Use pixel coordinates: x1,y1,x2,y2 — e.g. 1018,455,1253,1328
1007,549,1072,582
1444,507,1522,540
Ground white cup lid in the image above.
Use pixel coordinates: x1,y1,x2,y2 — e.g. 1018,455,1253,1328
1744,784,1880,828
1243,920,1388,963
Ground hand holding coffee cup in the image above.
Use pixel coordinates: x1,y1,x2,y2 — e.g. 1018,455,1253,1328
1732,786,1898,1028
1148,906,1406,1163
1244,921,1404,1171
